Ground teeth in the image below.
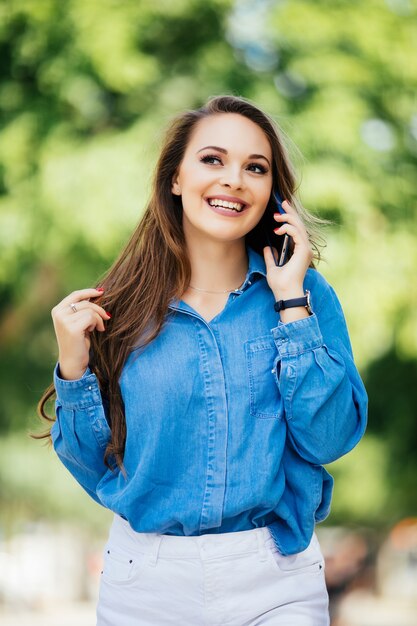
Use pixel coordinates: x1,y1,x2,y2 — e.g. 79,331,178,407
208,198,244,211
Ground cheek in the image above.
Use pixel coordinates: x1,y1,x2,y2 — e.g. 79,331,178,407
251,174,272,199
179,161,211,187
246,211,265,232
254,184,271,210
247,189,271,226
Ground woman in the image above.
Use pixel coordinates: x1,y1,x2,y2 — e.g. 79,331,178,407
38,95,368,625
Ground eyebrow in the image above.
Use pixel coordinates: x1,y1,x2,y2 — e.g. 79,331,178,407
197,145,271,167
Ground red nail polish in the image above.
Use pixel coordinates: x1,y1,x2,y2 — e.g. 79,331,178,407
97,287,105,292
274,228,280,233
105,311,112,318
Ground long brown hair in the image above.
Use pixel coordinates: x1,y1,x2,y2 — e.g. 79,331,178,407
36,95,325,471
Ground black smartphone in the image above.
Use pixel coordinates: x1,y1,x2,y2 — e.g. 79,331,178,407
269,192,292,266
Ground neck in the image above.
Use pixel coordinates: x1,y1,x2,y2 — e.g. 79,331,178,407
185,237,248,293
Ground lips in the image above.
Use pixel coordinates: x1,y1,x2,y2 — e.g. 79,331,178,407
205,195,249,213
205,199,248,218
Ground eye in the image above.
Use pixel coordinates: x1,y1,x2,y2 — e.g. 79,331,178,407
199,154,223,165
247,162,268,174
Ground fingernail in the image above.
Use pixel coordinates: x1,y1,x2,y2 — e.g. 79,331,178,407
97,287,105,292
274,228,280,233
105,311,112,318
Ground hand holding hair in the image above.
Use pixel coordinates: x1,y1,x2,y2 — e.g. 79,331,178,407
51,287,111,380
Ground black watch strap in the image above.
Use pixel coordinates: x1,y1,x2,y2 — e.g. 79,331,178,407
274,290,312,314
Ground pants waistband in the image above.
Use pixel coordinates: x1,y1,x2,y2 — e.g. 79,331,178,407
108,515,273,566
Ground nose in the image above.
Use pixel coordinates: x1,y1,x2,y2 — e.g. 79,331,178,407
219,166,244,190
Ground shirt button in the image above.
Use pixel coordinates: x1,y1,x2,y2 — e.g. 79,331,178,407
88,385,92,390
271,368,275,374
248,280,252,285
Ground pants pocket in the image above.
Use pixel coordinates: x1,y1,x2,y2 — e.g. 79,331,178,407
101,542,146,586
265,533,325,576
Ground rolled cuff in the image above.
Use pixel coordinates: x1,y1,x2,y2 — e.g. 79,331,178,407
54,363,103,409
271,314,323,357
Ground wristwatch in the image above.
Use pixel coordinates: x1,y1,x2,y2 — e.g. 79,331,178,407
274,290,313,315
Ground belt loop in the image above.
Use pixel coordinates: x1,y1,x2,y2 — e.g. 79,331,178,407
256,528,268,562
147,534,163,567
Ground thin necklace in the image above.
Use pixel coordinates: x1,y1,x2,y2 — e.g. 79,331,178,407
188,284,241,294
188,264,248,294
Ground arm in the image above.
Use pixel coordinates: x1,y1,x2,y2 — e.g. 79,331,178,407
271,274,368,465
51,363,112,504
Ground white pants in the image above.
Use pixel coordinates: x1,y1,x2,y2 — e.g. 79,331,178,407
97,515,330,626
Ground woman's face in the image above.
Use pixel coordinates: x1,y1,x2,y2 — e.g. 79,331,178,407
172,113,273,245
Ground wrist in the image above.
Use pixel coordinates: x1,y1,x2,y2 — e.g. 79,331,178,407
272,287,305,301
274,289,313,322
278,307,310,324
58,359,88,381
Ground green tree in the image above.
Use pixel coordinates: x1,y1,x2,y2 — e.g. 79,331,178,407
1,0,416,524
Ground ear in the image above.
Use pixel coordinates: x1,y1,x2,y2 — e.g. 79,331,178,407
171,174,181,196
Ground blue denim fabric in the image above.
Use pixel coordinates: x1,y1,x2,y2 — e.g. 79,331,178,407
51,246,368,555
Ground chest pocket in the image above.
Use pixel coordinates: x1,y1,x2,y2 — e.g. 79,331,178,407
245,335,282,419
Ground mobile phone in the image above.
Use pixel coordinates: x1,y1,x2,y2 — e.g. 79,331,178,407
271,192,292,266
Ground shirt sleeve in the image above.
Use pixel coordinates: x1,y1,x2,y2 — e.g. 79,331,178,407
51,363,112,504
271,273,368,465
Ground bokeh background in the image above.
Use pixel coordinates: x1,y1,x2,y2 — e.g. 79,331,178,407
0,0,416,624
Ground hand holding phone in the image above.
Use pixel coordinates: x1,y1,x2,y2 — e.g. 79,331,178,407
272,192,292,266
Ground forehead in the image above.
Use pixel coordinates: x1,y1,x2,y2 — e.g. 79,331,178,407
186,113,272,157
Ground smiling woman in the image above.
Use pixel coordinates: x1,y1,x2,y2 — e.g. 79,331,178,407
36,95,368,625
170,112,275,320
173,114,272,238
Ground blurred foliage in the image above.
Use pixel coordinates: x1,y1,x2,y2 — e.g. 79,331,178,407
0,432,113,536
0,0,416,528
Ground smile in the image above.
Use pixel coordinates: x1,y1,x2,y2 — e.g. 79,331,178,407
205,197,248,215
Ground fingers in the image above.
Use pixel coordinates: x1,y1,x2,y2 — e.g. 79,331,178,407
273,207,310,246
273,206,304,233
62,299,111,319
272,202,313,266
263,246,279,269
273,209,301,227
274,222,301,241
73,310,107,333
62,308,107,333
277,199,298,217
281,199,296,214
60,288,105,308
273,221,309,245
51,288,111,336
52,288,109,317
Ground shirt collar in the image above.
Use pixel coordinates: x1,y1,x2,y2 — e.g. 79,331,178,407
240,245,267,291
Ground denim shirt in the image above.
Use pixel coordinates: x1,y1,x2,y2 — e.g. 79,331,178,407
51,246,368,555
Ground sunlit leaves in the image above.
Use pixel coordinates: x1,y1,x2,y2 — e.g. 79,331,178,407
0,0,416,523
